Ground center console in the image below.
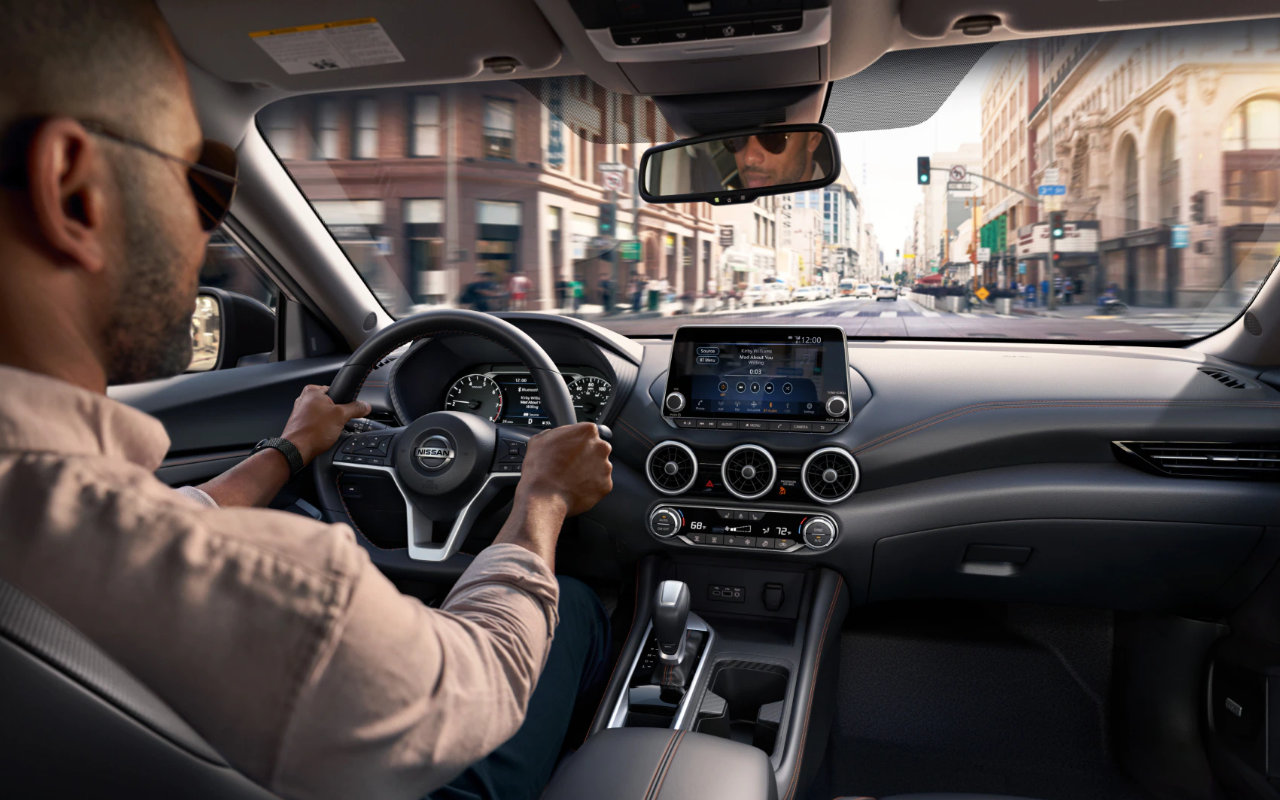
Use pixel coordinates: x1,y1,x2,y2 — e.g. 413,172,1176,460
584,557,850,800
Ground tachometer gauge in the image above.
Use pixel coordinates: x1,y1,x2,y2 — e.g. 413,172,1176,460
446,374,504,422
568,376,612,422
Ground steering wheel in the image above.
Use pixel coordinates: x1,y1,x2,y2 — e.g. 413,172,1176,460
314,309,574,565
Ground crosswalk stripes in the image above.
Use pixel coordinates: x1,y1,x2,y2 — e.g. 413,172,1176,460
797,311,823,317
837,310,861,317
879,311,897,318
921,310,941,317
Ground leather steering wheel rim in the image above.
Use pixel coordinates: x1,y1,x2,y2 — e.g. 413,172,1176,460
326,308,575,426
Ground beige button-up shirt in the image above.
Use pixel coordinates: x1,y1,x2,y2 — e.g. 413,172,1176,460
0,366,560,800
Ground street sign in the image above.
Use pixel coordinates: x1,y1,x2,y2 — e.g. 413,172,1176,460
1171,224,1190,249
1043,167,1061,184
977,247,991,262
950,164,968,182
975,287,990,301
719,226,734,247
947,181,975,195
620,240,641,261
904,253,916,259
602,171,624,192
598,162,626,172
1037,185,1066,196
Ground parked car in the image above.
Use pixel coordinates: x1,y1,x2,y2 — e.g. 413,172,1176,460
794,285,823,302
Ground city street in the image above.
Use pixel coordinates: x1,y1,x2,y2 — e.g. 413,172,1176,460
590,295,1218,341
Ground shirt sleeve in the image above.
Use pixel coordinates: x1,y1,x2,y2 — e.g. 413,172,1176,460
174,485,218,508
269,542,560,800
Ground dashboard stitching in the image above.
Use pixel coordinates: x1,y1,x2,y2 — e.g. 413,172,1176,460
855,400,1280,455
617,417,654,448
784,577,843,800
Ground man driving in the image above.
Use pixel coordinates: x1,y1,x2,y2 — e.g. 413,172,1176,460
0,2,613,799
727,130,826,189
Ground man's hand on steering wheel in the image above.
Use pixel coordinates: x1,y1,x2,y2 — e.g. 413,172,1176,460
516,423,613,518
282,385,372,464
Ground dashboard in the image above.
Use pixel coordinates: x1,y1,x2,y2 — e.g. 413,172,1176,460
348,316,1280,616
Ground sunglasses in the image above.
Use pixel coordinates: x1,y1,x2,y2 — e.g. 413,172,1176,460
724,132,791,155
79,119,238,232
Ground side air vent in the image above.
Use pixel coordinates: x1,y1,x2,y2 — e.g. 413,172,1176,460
802,447,860,504
646,441,698,495
721,444,777,500
1198,368,1253,390
1114,441,1280,480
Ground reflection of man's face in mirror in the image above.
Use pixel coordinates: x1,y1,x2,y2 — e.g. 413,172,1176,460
728,131,823,189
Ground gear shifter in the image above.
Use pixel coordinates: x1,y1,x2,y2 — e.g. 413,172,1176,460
653,580,691,665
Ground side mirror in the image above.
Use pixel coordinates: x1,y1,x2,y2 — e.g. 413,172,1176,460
188,287,275,372
638,123,840,205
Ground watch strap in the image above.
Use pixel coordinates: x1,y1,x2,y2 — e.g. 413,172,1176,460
253,437,305,476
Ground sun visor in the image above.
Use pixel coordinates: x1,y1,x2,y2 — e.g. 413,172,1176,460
823,43,990,133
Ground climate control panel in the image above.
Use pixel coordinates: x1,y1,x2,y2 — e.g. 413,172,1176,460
646,502,838,553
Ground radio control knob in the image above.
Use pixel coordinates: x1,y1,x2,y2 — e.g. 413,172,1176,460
824,395,848,417
665,392,687,413
801,516,837,549
649,507,683,539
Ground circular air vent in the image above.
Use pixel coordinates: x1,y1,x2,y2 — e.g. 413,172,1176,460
646,441,698,495
721,444,777,500
802,447,860,504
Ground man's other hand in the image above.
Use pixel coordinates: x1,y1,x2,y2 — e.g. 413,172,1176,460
517,423,613,517
282,385,373,464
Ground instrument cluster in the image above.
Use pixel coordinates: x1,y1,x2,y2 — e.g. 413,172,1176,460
444,366,613,427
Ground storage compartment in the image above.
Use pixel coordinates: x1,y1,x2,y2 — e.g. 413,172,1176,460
868,519,1264,611
696,661,789,755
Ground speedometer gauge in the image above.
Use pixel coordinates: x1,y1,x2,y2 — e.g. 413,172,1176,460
568,376,612,422
446,374,504,422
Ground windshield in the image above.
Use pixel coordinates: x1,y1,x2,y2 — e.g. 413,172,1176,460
260,20,1280,341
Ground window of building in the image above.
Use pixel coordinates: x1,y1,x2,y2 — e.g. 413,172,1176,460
405,199,445,302
1223,97,1280,208
314,99,340,160
1157,121,1179,225
1122,138,1140,232
411,95,441,157
261,103,297,160
353,98,379,159
483,98,516,160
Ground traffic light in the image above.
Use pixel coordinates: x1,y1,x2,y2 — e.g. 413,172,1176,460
1191,191,1208,224
598,202,616,237
1049,211,1066,240
917,156,931,185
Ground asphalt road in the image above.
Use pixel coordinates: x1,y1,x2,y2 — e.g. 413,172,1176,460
594,296,1200,341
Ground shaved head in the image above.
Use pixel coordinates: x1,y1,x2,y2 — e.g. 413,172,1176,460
0,0,183,134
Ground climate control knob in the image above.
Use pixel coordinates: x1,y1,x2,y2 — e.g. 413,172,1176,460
824,395,848,417
664,392,687,413
800,516,837,550
648,507,684,538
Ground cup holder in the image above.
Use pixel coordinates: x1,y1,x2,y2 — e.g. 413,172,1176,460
695,662,789,755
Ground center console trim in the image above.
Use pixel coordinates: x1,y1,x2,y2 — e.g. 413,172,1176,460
605,614,716,732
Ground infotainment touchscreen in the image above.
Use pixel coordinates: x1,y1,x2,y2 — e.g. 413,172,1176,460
664,326,850,423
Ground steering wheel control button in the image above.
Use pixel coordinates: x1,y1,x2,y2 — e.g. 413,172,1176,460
414,435,456,471
664,391,687,413
825,396,849,417
648,507,683,538
801,516,837,550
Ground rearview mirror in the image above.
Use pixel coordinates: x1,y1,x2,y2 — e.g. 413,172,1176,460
638,123,840,205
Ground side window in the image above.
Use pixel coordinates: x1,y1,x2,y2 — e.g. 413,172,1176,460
199,231,278,310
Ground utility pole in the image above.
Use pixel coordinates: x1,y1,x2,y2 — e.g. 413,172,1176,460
1046,82,1057,311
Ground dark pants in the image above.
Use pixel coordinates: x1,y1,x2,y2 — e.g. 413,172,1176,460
427,577,611,800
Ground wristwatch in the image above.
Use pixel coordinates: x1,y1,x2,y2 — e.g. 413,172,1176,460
252,437,305,476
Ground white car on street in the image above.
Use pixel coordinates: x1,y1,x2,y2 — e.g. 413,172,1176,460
794,286,823,302
854,283,874,299
876,284,898,301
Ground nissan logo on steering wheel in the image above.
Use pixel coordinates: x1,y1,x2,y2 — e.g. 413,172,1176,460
415,435,455,471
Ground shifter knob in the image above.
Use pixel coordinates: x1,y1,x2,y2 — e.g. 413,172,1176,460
653,580,691,665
